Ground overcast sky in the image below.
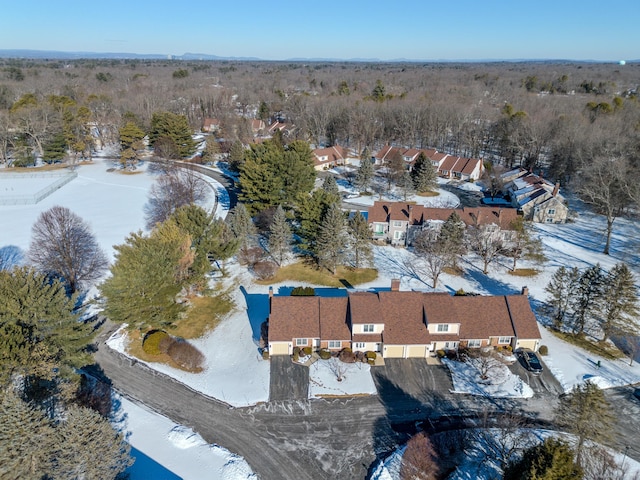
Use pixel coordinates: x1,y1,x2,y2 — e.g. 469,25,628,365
1,0,637,61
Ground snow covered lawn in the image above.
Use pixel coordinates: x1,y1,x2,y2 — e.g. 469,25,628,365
443,357,534,398
308,358,377,398
115,396,256,480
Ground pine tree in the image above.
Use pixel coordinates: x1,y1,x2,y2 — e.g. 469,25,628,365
228,140,246,172
268,205,292,265
52,405,132,480
0,268,94,381
315,203,348,274
398,170,415,201
149,111,196,157
556,381,615,466
296,188,340,252
42,131,67,163
0,389,55,479
348,211,373,268
99,223,193,330
599,262,639,341
503,438,583,480
438,212,466,269
118,121,145,169
355,157,374,194
571,264,604,334
545,266,580,330
226,203,257,251
411,152,437,193
322,175,340,197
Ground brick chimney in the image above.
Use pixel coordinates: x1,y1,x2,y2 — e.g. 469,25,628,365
552,182,560,197
391,279,401,292
408,204,413,224
521,286,529,296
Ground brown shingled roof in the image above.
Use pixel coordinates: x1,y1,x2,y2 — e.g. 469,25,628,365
269,296,320,342
505,295,541,340
319,297,351,341
378,291,430,344
455,296,515,340
348,291,381,325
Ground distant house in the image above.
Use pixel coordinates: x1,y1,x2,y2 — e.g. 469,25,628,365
267,283,541,358
251,119,266,135
202,118,220,133
312,145,348,170
367,201,519,246
501,168,569,224
373,145,484,180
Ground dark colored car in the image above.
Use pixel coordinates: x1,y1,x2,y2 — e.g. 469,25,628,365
519,349,543,375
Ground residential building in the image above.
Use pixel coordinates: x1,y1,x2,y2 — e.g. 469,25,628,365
501,168,569,223
367,201,519,246
267,285,541,358
312,145,348,171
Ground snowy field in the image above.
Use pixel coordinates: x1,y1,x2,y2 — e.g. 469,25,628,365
4,159,640,479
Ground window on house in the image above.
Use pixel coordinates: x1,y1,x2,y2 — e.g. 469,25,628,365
374,224,385,233
498,336,511,345
436,324,449,333
468,339,481,348
393,230,403,240
393,221,403,227
295,338,308,346
328,340,341,349
363,324,374,333
547,209,555,215
546,218,554,223
354,342,366,350
444,341,458,349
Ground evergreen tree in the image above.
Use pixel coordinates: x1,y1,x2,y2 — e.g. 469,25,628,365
556,381,615,466
398,170,415,201
237,139,315,213
0,268,94,382
411,152,437,193
168,205,239,285
295,188,340,252
228,140,245,172
571,265,604,334
149,111,196,157
599,262,639,341
505,216,546,271
268,205,292,265
42,131,67,163
52,404,132,479
118,120,146,169
545,266,580,329
348,211,373,269
315,203,348,274
355,157,374,193
0,389,55,479
503,438,583,480
226,203,257,251
438,212,466,268
99,223,193,330
322,175,340,197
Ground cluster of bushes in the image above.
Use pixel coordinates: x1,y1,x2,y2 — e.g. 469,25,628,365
291,286,315,296
292,346,313,362
238,247,278,280
293,346,377,364
142,329,205,371
538,345,548,355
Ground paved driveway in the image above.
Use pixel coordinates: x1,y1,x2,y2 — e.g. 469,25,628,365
509,354,564,395
269,355,310,401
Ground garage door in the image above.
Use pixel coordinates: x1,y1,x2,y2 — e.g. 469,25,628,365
406,345,427,358
384,345,404,358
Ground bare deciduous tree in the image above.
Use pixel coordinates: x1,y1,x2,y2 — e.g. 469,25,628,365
145,167,209,228
28,206,108,293
400,432,440,480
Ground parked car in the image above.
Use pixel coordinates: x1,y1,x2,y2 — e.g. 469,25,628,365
519,349,543,375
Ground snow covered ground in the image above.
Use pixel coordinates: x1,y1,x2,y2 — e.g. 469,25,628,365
443,357,534,398
308,358,377,398
3,158,640,479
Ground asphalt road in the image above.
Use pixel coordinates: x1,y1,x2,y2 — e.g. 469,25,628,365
509,354,564,396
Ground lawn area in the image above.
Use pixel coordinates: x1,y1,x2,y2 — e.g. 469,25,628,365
256,262,378,287
508,268,540,277
549,329,625,360
415,190,440,197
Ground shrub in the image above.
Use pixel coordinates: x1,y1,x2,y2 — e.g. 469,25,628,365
454,288,466,296
292,346,300,362
436,349,446,358
261,350,269,360
302,346,312,356
253,261,278,280
142,330,169,355
318,349,332,360
166,338,205,371
538,345,549,356
365,351,377,360
339,348,356,363
158,334,176,354
291,286,315,296
238,246,265,266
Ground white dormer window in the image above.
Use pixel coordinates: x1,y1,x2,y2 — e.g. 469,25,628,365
498,336,511,344
393,221,403,227
547,209,555,215
437,324,449,333
363,324,374,333
295,338,308,346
